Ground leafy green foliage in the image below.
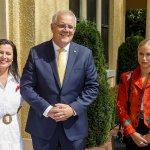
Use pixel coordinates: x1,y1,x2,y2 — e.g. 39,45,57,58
126,9,146,38
109,85,119,128
73,20,114,147
117,35,144,83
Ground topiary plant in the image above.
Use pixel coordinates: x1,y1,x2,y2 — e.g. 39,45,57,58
73,20,114,147
117,35,144,83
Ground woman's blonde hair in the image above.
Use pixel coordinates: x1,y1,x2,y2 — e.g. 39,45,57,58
138,39,150,49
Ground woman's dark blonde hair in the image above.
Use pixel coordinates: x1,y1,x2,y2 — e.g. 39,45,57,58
138,39,150,49
0,39,19,83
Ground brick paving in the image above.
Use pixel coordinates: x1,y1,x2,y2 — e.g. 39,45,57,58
86,142,112,150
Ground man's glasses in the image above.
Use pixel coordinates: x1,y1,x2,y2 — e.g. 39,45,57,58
54,23,76,30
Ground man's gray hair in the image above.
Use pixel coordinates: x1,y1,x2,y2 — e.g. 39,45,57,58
52,10,77,25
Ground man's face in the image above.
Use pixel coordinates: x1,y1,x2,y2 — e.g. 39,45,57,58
51,14,76,48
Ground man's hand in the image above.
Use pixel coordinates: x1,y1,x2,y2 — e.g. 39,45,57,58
47,106,61,120
47,103,74,122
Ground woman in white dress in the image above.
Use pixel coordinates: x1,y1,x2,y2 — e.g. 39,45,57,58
0,39,24,150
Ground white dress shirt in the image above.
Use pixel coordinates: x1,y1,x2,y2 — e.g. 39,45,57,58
0,74,24,150
43,41,70,117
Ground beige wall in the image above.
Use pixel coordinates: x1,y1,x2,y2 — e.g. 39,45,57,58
0,0,8,38
34,0,69,44
8,0,69,72
6,0,69,139
8,0,35,138
108,0,126,86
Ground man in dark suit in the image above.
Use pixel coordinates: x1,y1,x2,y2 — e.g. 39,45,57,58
20,10,99,150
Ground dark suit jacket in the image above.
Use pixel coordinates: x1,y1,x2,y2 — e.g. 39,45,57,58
20,40,99,141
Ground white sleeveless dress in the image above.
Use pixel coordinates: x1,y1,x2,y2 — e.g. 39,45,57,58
0,74,24,150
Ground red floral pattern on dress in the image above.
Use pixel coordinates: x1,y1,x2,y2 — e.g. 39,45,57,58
15,85,20,92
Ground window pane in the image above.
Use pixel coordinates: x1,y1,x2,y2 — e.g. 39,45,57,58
102,0,109,63
69,0,80,19
87,0,96,22
101,27,109,62
102,0,109,25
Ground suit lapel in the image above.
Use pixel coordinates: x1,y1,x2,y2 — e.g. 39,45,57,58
46,41,78,89
63,43,78,88
46,41,61,87
132,67,143,90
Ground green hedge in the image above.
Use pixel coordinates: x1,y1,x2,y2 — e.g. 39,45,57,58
73,20,114,147
117,35,144,83
109,85,119,128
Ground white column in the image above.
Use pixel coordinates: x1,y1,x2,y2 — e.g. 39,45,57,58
80,0,87,20
96,0,102,33
146,0,150,38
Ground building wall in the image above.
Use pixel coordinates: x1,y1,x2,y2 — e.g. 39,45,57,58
0,0,149,148
108,0,147,87
108,0,126,86
6,0,69,140
0,0,8,38
126,0,147,9
9,0,36,139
